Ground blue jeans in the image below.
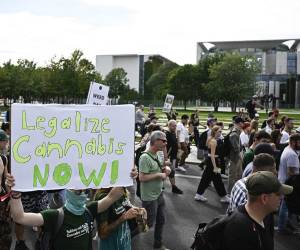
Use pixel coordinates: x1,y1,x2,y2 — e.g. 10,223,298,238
142,193,165,248
278,199,288,230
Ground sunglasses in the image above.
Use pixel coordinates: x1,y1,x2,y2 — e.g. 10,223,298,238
158,139,167,143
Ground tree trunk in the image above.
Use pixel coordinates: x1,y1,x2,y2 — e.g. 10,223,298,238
213,100,219,112
230,101,237,112
184,100,187,110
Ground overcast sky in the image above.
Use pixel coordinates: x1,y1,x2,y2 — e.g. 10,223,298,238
1,0,299,66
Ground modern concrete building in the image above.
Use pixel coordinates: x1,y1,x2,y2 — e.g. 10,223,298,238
96,54,173,95
197,39,300,108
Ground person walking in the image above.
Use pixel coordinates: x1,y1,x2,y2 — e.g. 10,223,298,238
194,126,229,203
139,131,171,250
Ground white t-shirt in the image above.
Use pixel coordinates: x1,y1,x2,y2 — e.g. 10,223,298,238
176,122,189,143
240,131,249,148
265,125,272,135
278,146,300,183
280,130,290,144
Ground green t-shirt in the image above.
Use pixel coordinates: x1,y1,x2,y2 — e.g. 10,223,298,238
242,148,254,170
41,202,98,250
139,152,163,201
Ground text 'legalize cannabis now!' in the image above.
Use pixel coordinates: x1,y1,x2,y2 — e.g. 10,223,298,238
11,104,135,191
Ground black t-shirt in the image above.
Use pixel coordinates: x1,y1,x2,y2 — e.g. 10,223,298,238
223,205,274,250
165,130,178,160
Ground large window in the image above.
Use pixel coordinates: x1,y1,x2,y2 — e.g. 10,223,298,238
287,53,297,74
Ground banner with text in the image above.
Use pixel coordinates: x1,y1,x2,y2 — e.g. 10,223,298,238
162,94,174,113
11,104,134,191
86,82,109,105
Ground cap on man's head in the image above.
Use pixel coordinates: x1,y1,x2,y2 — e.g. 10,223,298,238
0,129,8,141
254,143,274,156
234,117,244,124
254,113,260,118
252,95,258,99
246,171,293,196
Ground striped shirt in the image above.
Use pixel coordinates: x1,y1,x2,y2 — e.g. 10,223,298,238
227,177,248,214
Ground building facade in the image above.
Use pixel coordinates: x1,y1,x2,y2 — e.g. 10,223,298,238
96,54,172,95
197,39,300,108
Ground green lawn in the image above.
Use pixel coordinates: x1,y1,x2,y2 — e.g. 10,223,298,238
146,108,300,128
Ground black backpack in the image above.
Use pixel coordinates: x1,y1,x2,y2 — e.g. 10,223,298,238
220,132,232,158
285,174,300,215
198,130,208,150
191,214,233,250
135,145,146,198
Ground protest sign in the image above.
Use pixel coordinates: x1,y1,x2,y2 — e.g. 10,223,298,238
86,82,109,105
11,104,134,191
162,94,174,113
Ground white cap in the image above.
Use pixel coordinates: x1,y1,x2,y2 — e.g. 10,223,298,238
296,127,300,133
255,113,260,118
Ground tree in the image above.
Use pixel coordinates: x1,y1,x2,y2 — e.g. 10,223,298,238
145,62,178,100
104,68,129,99
208,53,259,112
167,64,200,110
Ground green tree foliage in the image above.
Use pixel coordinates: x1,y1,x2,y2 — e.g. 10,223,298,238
208,53,259,111
167,64,201,110
0,50,102,104
104,68,129,99
145,62,178,100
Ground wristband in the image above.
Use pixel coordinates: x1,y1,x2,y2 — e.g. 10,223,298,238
0,191,11,202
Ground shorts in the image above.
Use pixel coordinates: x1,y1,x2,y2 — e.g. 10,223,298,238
21,191,49,213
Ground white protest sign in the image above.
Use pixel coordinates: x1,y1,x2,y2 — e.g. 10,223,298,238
86,82,109,105
11,104,134,191
162,94,174,113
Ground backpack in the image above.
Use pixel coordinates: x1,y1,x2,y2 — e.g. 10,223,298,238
220,132,232,158
198,130,208,150
285,174,300,215
35,208,94,250
135,151,162,198
191,214,232,250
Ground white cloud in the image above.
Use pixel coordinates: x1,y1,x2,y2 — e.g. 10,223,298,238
0,0,300,66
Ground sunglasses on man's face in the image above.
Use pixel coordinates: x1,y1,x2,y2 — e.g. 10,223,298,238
158,139,167,143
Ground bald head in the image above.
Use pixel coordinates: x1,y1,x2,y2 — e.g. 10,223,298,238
168,119,177,132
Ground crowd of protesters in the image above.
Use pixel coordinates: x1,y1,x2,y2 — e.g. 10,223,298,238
134,102,300,250
0,100,299,250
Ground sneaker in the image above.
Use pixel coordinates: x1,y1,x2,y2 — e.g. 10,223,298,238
15,241,29,250
153,245,171,250
194,193,208,202
172,185,183,194
176,166,186,172
220,195,230,203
